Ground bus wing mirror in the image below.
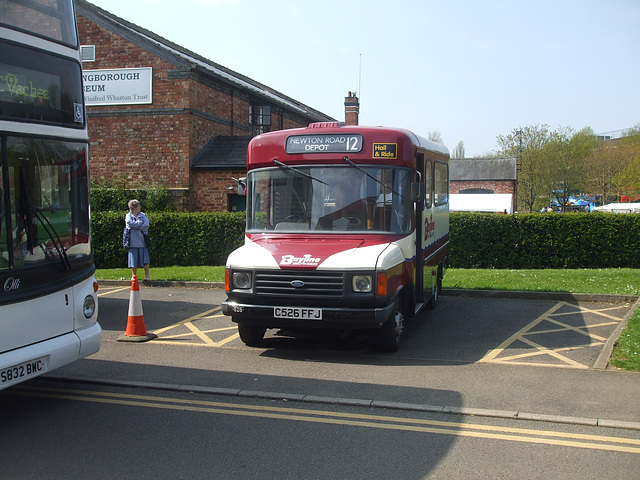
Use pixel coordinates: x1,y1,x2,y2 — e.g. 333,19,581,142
411,182,424,203
232,177,247,195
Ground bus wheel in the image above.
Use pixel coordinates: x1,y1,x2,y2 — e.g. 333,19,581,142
373,297,404,352
237,323,266,347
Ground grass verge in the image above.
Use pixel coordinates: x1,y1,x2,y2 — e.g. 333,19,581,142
609,309,640,371
97,266,226,283
96,267,639,294
443,268,639,296
96,267,639,372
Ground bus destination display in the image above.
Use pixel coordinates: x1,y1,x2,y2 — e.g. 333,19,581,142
0,63,60,108
286,134,363,153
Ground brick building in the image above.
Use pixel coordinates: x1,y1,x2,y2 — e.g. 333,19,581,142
450,157,518,213
74,0,334,211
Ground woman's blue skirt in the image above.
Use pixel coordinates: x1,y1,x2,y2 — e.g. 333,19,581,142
128,247,150,268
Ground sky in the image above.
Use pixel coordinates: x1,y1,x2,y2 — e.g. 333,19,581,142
86,0,640,157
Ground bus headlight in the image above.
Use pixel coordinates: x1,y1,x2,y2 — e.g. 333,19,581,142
352,275,372,293
233,272,252,289
83,295,96,318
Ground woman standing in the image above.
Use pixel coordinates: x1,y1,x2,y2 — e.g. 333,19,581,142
125,199,150,280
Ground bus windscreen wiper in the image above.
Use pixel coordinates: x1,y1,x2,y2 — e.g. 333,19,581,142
19,166,70,270
273,159,329,186
342,156,402,197
32,208,71,271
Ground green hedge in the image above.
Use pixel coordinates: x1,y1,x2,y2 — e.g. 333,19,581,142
91,211,640,269
90,184,175,212
92,211,246,268
449,212,640,269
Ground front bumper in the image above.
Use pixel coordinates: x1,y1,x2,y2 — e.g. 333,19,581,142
221,300,394,330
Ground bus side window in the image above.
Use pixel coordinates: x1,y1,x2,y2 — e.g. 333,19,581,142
434,161,449,205
424,159,433,209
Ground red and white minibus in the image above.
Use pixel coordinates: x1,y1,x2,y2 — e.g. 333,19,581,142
222,122,449,351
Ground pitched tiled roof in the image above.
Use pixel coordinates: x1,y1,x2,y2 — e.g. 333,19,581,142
450,157,517,181
191,136,250,170
75,0,335,122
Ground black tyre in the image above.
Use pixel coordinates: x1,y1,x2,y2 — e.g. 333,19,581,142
237,323,266,347
372,297,404,352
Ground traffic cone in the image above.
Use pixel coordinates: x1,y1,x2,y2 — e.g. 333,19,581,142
117,275,157,342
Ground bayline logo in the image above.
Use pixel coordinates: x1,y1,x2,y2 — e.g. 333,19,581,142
280,254,321,266
425,213,435,240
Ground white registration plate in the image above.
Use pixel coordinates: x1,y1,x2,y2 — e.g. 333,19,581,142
1,357,47,387
274,307,322,320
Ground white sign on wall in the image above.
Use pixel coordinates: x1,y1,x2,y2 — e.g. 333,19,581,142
82,67,152,105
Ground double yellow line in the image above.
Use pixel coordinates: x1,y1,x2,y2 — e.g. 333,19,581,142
12,386,640,454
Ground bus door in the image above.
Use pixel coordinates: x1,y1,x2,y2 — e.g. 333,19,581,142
422,156,435,304
413,153,425,312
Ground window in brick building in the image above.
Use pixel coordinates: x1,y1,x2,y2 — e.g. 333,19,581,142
249,105,271,135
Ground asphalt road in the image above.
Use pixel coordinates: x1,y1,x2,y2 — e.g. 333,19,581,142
1,283,639,479
55,283,640,423
3,380,639,479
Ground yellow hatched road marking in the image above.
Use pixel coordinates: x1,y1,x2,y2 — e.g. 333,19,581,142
480,302,566,363
96,288,236,347
13,386,640,454
184,321,217,345
152,324,239,347
97,286,131,296
524,321,617,339
543,317,611,342
489,342,603,363
555,304,629,322
152,307,222,335
516,336,589,368
158,325,237,340
479,301,626,369
147,307,239,347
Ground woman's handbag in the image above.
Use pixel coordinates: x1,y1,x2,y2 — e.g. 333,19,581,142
122,227,131,249
143,232,152,247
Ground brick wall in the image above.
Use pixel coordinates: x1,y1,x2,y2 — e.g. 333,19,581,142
79,16,194,190
450,180,516,195
77,14,312,212
87,114,191,186
190,169,246,211
344,92,359,125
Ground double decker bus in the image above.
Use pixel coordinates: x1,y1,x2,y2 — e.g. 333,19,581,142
222,122,449,351
0,0,101,389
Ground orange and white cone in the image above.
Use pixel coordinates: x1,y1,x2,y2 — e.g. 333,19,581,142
117,275,157,342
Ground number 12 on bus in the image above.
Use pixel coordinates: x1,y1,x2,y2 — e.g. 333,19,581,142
222,122,450,352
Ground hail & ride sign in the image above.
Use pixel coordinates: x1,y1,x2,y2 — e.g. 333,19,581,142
373,143,397,159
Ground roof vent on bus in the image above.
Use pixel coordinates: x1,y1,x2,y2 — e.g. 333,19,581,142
308,122,344,128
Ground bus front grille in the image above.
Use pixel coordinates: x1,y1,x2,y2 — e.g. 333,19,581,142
254,270,344,300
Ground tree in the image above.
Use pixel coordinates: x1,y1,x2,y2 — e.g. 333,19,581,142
544,127,597,211
451,141,465,159
615,128,640,199
428,131,443,144
583,137,631,203
497,125,554,212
